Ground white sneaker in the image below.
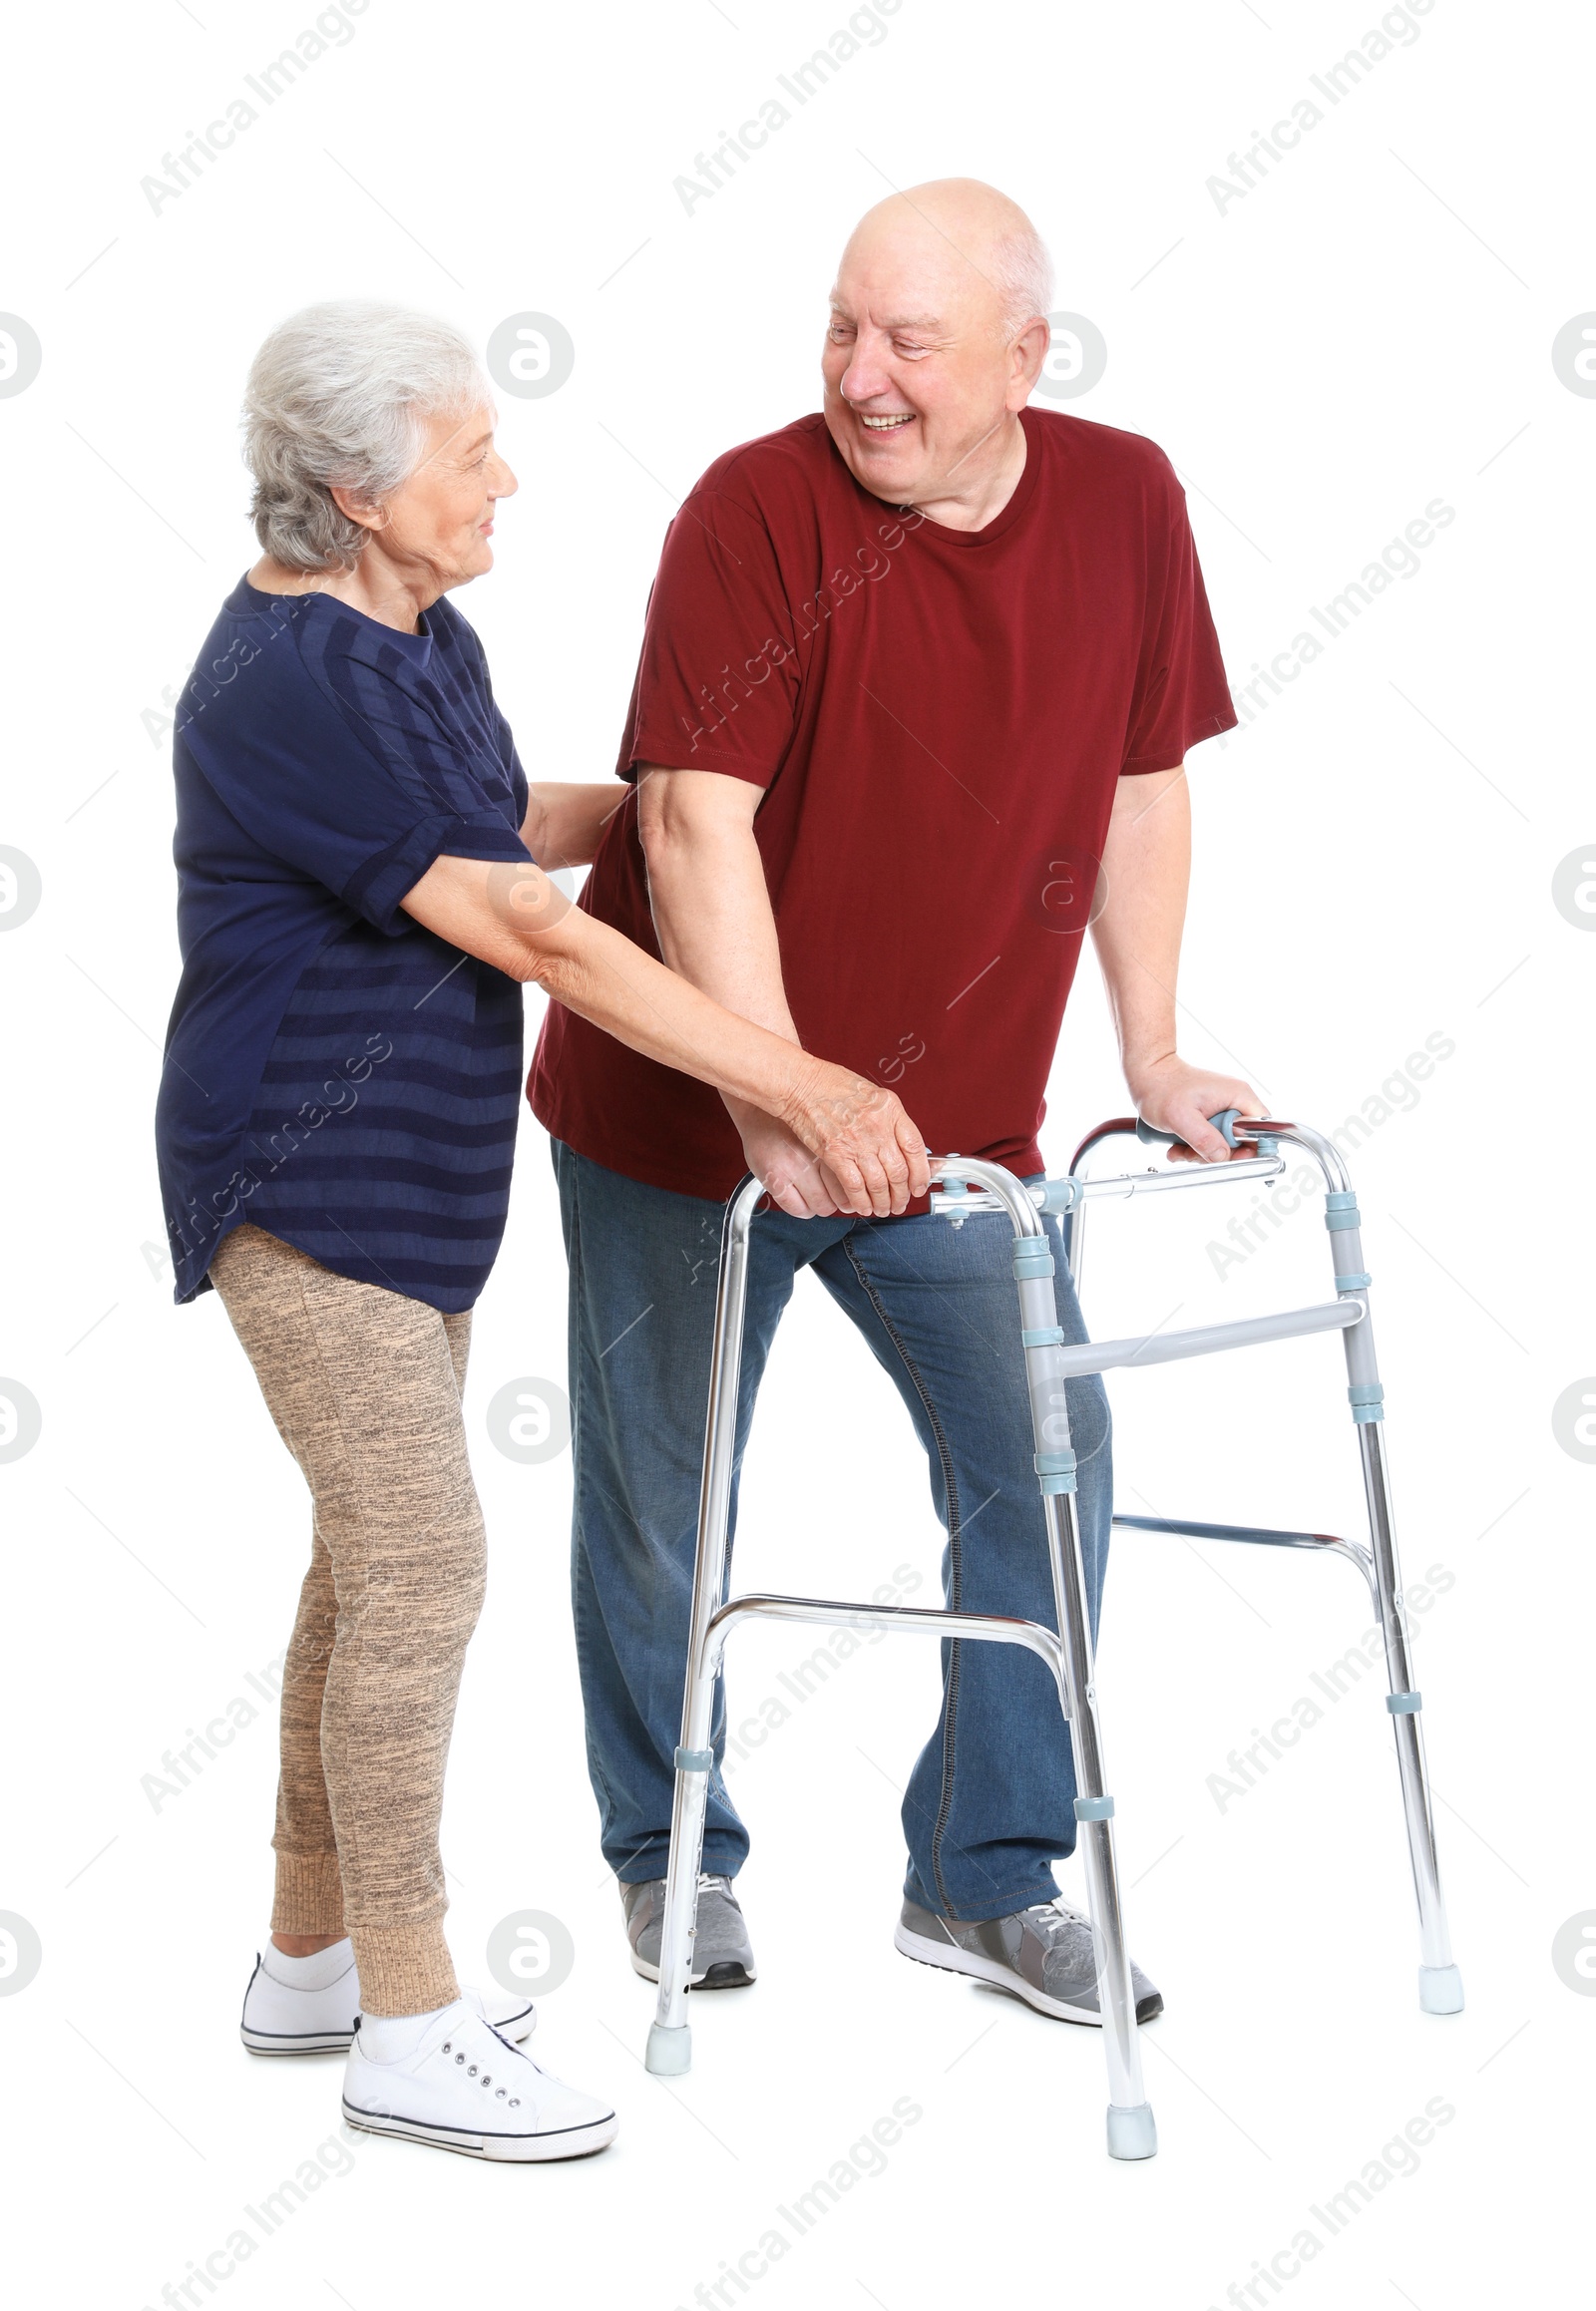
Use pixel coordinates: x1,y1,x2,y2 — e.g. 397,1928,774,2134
239,1950,535,2056
343,2002,617,2161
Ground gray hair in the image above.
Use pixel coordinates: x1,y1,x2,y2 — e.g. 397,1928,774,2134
987,222,1055,339
242,301,491,573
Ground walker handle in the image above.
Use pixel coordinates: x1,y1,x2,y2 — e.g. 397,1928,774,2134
1135,1108,1241,1151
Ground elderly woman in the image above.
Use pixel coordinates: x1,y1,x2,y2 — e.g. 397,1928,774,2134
156,300,927,2162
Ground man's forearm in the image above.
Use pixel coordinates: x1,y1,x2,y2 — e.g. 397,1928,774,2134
638,764,885,1214
1087,764,1259,1157
638,775,800,1107
1090,765,1189,1081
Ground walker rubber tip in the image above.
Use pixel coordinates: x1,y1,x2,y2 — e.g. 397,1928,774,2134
1418,1963,1464,2015
1106,2102,1157,2160
645,2022,693,2076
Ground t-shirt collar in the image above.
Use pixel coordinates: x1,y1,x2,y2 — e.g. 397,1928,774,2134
838,404,1042,548
232,573,437,669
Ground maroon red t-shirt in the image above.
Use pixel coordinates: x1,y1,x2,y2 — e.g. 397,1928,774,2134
530,405,1236,1201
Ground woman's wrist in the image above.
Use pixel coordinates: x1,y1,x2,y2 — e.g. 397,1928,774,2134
771,1053,883,1155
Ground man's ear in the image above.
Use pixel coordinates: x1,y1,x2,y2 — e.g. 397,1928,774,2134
1008,314,1050,406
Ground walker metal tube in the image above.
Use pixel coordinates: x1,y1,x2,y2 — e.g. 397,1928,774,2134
1069,1155,1285,1202
703,1591,1073,1684
1111,1514,1376,1601
930,1155,1285,1225
938,1157,1153,2150
1358,1421,1456,1989
647,1176,763,2072
1042,1297,1363,1378
1268,1128,1458,2003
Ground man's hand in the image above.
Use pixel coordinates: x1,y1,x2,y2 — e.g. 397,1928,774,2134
729,1103,846,1218
1127,1053,1263,1164
732,1072,929,1220
729,1105,908,1220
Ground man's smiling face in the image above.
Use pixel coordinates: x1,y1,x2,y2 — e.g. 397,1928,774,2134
820,199,1027,510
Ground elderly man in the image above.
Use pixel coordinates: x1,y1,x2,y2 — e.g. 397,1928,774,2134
531,179,1251,2022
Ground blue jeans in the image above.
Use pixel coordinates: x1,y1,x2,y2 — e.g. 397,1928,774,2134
552,1141,1111,1923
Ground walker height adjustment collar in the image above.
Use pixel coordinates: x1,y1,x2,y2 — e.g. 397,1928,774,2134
1034,1447,1077,1497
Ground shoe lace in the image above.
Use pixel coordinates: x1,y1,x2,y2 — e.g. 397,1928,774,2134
1017,1899,1090,1948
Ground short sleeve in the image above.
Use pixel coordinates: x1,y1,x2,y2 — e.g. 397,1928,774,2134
183,623,531,935
1121,463,1238,773
617,487,803,787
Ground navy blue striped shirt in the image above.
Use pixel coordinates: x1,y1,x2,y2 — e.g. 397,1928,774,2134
156,575,533,1313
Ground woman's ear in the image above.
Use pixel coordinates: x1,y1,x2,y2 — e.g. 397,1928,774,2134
327,483,389,533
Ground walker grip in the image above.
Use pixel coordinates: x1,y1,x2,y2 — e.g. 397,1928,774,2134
1135,1108,1241,1151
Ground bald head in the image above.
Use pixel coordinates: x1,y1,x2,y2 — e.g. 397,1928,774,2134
821,179,1054,527
838,179,1053,340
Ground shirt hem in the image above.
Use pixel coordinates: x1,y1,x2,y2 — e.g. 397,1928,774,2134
179,1213,491,1314
532,1083,1044,1212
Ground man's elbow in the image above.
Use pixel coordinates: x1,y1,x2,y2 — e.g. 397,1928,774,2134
636,792,698,875
636,774,757,876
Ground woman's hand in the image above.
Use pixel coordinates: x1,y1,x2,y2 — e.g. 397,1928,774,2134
521,782,627,870
776,1056,930,1218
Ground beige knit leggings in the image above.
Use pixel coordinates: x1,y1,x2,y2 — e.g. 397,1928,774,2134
210,1224,486,2016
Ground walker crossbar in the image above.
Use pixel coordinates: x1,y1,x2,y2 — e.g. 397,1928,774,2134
1111,1514,1376,1598
642,1119,1461,2161
1031,1295,1363,1379
933,1150,1287,1221
704,1592,1072,1686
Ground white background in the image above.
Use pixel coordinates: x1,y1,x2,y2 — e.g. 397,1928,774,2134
1,1,1591,2305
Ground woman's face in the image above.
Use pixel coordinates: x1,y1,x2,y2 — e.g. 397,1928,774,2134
370,404,518,593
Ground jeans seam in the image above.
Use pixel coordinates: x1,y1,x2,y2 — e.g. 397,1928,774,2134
841,1234,965,1920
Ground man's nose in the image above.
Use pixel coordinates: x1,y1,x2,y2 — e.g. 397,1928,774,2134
841,344,893,405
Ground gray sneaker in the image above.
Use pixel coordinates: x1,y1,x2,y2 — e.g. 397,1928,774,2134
622,1873,757,1990
896,1896,1163,2026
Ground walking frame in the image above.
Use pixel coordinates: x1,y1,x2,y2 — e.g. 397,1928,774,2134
642,1112,1463,2160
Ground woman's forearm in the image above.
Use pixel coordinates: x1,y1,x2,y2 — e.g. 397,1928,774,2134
399,852,926,1208
532,910,825,1121
403,853,822,1124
